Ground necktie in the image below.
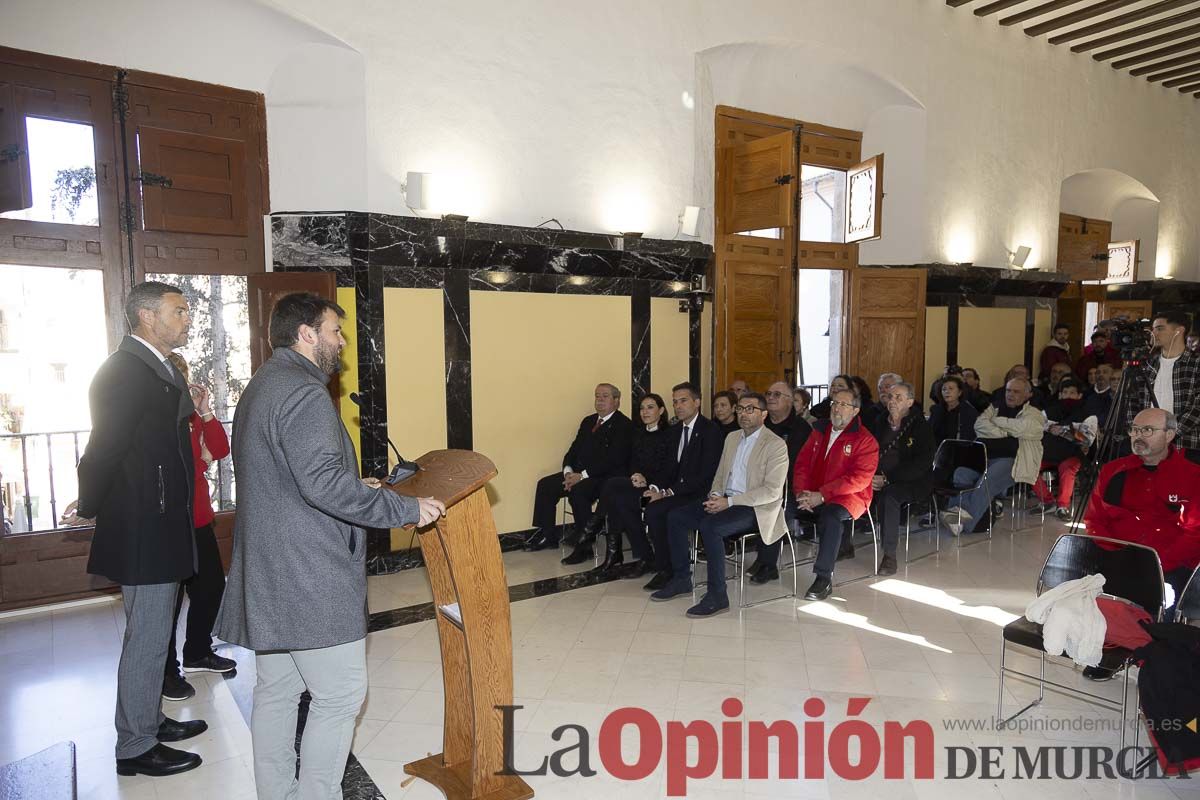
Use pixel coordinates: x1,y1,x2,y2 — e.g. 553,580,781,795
592,418,601,433
678,424,690,460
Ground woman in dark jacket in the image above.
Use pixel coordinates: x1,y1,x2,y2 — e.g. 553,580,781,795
928,375,979,446
712,390,739,436
869,381,935,575
592,393,671,573
810,374,855,420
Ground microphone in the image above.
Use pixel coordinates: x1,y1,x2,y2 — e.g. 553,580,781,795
348,392,419,484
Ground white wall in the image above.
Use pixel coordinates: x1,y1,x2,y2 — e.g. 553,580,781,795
3,0,1198,278
1112,198,1160,280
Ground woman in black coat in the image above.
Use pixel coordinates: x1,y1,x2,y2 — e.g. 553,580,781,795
592,394,671,574
927,375,979,446
810,374,855,420
869,382,935,575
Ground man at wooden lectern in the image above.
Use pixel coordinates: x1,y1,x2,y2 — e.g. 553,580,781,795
215,293,445,800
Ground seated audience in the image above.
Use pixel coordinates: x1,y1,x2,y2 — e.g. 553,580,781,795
850,376,879,430
574,393,673,573
810,374,854,420
928,365,962,408
790,387,879,600
650,393,790,617
1124,311,1199,450
640,383,723,591
940,377,1045,535
990,365,1046,409
731,379,750,398
1083,408,1200,678
1085,366,1097,389
793,387,814,422
1045,361,1073,397
1031,378,1095,520
712,390,739,435
1075,330,1122,382
929,375,979,445
526,383,632,552
756,381,813,581
872,373,903,423
1083,362,1115,427
1038,323,1073,385
961,368,992,412
869,381,934,575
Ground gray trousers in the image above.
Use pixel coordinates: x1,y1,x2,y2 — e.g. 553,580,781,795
252,637,368,800
116,582,178,758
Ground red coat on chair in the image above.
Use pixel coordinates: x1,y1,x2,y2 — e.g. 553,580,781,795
792,416,880,520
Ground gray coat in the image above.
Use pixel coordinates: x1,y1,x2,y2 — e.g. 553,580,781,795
214,347,419,651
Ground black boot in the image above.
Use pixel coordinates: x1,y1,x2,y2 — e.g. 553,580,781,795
598,530,625,572
561,539,594,565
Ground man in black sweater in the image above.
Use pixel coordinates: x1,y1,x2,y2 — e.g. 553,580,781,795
525,383,633,551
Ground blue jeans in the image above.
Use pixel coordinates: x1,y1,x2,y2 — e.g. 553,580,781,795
665,501,758,599
947,457,1015,524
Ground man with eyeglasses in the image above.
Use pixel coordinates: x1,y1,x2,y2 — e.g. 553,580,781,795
1124,312,1199,450
1082,407,1200,679
648,393,789,617
790,387,880,600
748,381,812,583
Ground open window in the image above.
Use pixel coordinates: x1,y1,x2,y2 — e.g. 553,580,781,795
1102,240,1139,285
844,154,884,243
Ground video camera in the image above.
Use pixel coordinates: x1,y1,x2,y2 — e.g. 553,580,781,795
1101,317,1151,363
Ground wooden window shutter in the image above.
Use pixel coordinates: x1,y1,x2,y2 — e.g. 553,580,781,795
844,153,883,244
1055,213,1110,280
722,128,797,235
137,125,248,236
0,78,32,214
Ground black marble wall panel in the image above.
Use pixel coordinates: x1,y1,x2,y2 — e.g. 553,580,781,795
1024,307,1036,372
631,285,650,401
689,305,702,387
946,303,959,367
443,270,472,450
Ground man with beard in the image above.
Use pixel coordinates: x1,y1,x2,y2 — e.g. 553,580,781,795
1083,362,1116,427
215,293,445,799
1082,408,1200,679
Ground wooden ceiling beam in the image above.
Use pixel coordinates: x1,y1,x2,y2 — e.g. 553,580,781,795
1093,22,1200,60
1112,36,1200,67
1024,0,1139,37
1176,79,1200,90
974,0,1028,16
1162,69,1200,85
1130,49,1200,73
1047,0,1197,44
1071,6,1200,52
1001,0,1085,26
946,0,976,6
1145,57,1200,79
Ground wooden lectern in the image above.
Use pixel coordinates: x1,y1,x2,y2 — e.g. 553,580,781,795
389,450,534,800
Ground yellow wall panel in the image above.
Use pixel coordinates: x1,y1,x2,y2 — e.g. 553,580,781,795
651,297,689,401
924,306,948,396
958,307,1027,393
472,292,631,534
336,287,360,454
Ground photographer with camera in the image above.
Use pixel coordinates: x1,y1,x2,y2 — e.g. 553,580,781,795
1123,312,1199,450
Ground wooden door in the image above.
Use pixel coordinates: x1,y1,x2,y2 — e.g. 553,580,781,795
1100,299,1153,323
248,271,340,406
845,268,927,399
1056,214,1110,280
715,240,795,391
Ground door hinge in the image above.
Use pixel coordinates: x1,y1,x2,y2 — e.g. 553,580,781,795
0,144,25,163
775,174,794,185
134,171,173,188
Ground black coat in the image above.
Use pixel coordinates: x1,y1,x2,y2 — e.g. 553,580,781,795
661,414,722,498
928,401,979,446
562,410,634,482
630,425,673,487
79,337,196,585
869,406,935,490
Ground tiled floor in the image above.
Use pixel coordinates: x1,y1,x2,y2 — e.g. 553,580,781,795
3,519,1198,799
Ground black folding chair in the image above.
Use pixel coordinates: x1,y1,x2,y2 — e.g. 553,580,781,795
996,533,1164,756
1175,565,1200,624
930,439,991,546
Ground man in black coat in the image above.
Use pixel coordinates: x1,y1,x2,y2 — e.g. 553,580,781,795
61,282,207,778
525,383,633,551
640,382,723,590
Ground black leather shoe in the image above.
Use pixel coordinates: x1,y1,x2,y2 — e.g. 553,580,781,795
1082,665,1117,681
598,534,625,572
877,555,898,576
643,571,672,591
804,576,833,601
749,565,779,585
582,515,605,539
686,594,730,618
622,559,654,579
524,529,556,552
561,542,594,565
183,653,237,674
116,744,202,777
161,673,195,702
157,717,208,743
836,544,856,562
746,561,766,579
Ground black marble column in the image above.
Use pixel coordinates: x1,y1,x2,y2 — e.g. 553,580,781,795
443,269,473,450
631,284,650,400
688,304,702,387
946,302,960,367
1024,306,1037,372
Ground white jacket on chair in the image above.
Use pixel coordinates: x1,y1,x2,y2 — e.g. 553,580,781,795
1024,574,1107,667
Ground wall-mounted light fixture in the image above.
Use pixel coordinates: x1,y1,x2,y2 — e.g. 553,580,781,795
403,171,431,211
1009,245,1032,269
679,206,701,237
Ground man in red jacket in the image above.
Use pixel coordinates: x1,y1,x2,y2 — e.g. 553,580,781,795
1085,407,1200,609
792,387,880,600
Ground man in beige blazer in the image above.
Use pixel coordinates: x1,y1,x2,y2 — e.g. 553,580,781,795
649,392,790,617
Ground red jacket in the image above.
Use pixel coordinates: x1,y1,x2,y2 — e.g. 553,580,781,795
189,413,230,528
792,416,879,520
1084,447,1200,573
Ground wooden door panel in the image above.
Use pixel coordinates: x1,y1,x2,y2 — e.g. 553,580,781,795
0,79,32,213
139,126,247,236
1101,299,1153,323
846,268,927,399
1056,213,1110,280
724,130,796,235
718,257,794,391
248,271,340,407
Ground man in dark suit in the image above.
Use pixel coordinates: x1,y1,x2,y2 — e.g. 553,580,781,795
640,382,723,590
61,282,207,778
526,383,633,553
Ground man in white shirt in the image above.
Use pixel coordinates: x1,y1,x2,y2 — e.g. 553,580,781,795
1126,312,1199,450
649,392,789,618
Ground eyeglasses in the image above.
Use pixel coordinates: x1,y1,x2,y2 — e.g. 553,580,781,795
1129,425,1165,437
831,400,856,410
735,405,765,414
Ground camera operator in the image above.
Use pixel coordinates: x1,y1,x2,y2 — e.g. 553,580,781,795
1124,312,1199,450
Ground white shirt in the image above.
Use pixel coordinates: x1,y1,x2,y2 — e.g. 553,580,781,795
1155,355,1178,417
565,411,616,478
129,333,172,370
676,416,697,461
825,427,846,456
724,427,761,496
